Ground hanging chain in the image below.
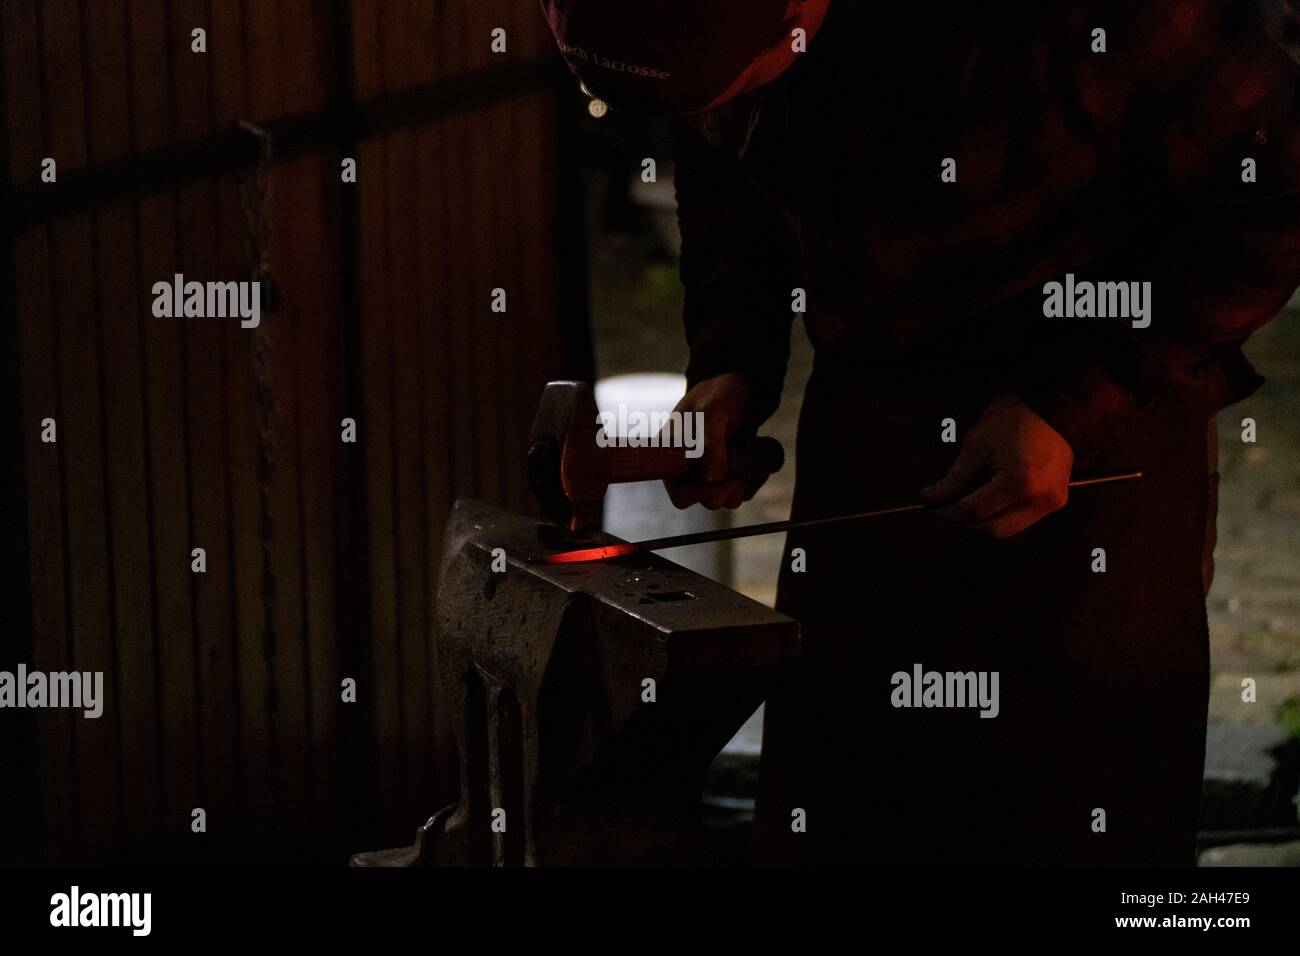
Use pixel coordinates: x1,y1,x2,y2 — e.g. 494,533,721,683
237,120,274,291
236,121,281,767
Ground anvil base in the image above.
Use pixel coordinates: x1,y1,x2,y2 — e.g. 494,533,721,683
351,499,799,866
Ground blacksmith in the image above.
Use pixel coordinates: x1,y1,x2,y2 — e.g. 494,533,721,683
542,0,1300,863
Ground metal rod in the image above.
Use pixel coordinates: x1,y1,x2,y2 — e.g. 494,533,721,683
536,470,1144,564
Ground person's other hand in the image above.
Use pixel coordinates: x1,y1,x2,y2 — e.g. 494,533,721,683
919,393,1074,538
664,372,761,511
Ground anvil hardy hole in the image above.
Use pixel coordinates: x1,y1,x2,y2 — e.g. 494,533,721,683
646,590,695,602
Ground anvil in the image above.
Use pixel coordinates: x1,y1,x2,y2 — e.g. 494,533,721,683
351,499,800,866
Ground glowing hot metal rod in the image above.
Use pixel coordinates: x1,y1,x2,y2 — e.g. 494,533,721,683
536,471,1144,565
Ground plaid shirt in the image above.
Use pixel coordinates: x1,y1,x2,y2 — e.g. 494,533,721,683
673,0,1300,462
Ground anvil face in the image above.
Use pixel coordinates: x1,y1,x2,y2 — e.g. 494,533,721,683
443,500,798,651
427,499,801,866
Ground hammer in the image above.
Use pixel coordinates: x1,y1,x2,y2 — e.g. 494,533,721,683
527,381,785,539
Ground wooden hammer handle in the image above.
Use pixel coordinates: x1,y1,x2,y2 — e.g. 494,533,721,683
607,436,785,491
608,444,695,481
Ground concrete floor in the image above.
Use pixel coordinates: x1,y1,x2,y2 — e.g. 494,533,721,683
1207,308,1300,724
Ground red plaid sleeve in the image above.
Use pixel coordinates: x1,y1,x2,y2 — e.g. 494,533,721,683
1019,0,1300,461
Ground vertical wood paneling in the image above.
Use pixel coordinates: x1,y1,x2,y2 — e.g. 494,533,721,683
242,0,288,834
14,226,77,864
83,0,160,852
206,0,273,832
503,3,550,511
276,5,344,839
286,152,344,837
465,3,503,507
515,94,547,440
513,0,564,422
224,284,272,829
4,0,581,862
95,193,161,852
172,0,243,836
494,95,525,509
42,0,122,863
3,0,74,867
518,89,566,421
350,0,403,843
279,0,330,115
129,0,201,845
359,131,403,840
264,150,313,831
386,0,437,838
441,2,479,505
498,1,550,511
139,196,200,836
414,12,456,808
246,0,314,832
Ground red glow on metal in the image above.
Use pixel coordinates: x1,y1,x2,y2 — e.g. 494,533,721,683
535,470,1143,565
539,543,636,564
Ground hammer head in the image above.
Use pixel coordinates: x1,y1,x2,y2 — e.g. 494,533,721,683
528,379,785,542
527,381,609,538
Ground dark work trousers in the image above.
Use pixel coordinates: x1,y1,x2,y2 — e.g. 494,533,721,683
756,338,1216,865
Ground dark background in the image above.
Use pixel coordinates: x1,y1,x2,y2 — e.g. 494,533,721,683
3,1,1299,868
0,0,592,865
